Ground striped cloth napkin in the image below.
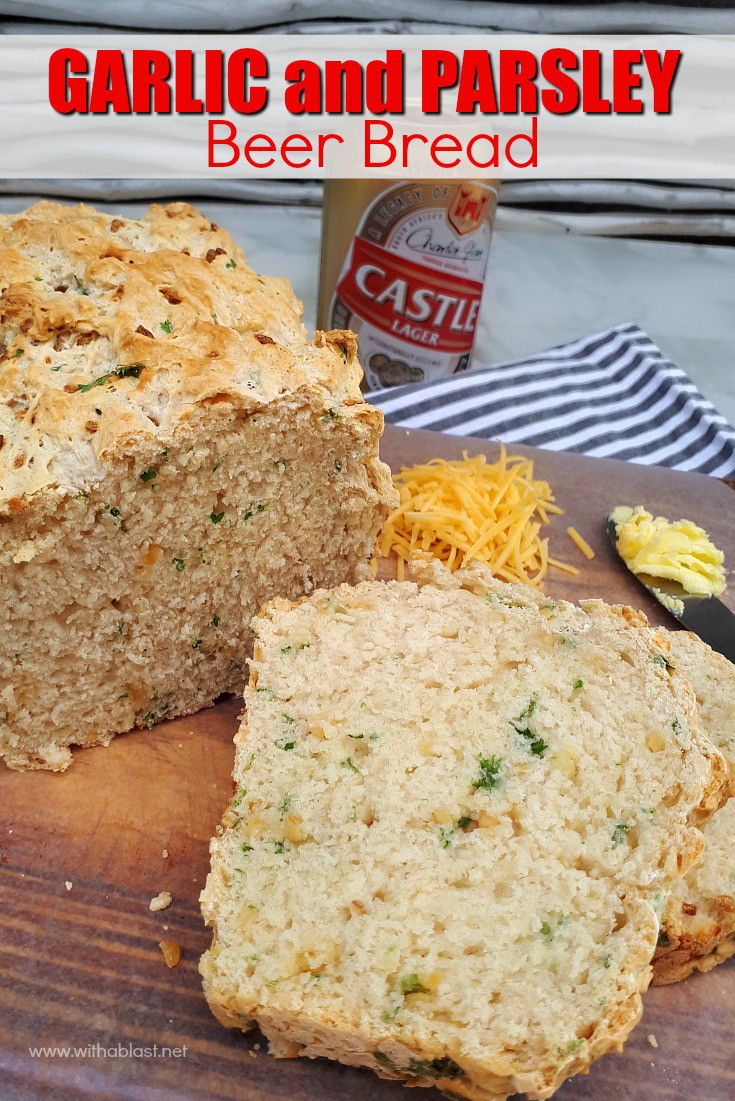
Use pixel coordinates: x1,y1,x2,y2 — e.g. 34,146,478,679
369,323,735,479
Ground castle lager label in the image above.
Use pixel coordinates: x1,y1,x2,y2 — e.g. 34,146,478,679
318,179,499,390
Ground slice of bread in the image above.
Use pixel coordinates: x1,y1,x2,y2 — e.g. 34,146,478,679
0,201,396,770
652,630,735,985
200,561,728,1101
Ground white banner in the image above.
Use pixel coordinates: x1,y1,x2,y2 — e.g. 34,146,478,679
0,34,733,178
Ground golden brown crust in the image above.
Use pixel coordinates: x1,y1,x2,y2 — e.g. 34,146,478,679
0,201,371,515
652,931,735,985
648,631,735,982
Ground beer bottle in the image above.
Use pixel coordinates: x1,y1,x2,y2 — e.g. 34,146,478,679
318,179,499,391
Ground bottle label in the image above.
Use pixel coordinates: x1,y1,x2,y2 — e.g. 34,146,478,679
330,181,496,390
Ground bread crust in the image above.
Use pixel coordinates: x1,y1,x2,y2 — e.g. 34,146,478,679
0,201,383,516
651,631,735,984
0,200,397,770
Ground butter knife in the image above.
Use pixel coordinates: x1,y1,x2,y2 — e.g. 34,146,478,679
606,513,735,663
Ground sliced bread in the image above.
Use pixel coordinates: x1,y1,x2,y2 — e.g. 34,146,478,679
652,630,735,984
200,560,728,1101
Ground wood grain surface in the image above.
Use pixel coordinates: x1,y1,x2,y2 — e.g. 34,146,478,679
1,424,733,1101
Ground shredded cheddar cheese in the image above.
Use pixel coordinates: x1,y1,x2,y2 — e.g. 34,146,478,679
379,448,570,586
567,527,596,561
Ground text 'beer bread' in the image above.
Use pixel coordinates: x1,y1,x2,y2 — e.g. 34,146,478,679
200,561,728,1101
0,201,396,770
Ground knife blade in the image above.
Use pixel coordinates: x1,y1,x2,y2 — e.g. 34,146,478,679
606,514,735,664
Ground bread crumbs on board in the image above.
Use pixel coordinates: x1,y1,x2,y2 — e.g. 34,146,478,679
149,890,172,912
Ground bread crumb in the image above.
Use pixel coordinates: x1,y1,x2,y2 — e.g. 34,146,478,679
149,890,172,912
64,881,73,891
248,1050,257,1059
159,939,181,968
161,849,169,859
648,1034,658,1048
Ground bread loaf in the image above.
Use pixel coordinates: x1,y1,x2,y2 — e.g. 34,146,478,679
652,630,735,984
0,200,396,770
200,560,728,1101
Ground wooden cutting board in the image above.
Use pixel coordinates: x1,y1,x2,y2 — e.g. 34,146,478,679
1,425,733,1101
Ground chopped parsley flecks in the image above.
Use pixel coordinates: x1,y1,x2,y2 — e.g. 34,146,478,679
172,557,185,572
139,469,157,483
657,929,670,948
612,823,630,848
281,645,292,654
438,827,455,849
400,974,428,995
103,503,127,530
241,843,253,855
76,363,144,392
473,754,503,791
232,789,247,808
274,841,286,855
73,274,88,295
374,1052,393,1069
279,794,292,816
210,511,225,524
573,679,584,690
212,615,221,628
243,503,268,521
512,693,547,756
341,757,359,773
322,408,340,422
407,1057,463,1081
653,653,674,669
280,741,296,751
160,319,173,333
192,639,202,650
457,816,472,830
225,258,238,269
672,718,683,735
540,914,569,941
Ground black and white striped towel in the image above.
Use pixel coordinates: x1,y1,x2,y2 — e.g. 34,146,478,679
370,323,735,479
